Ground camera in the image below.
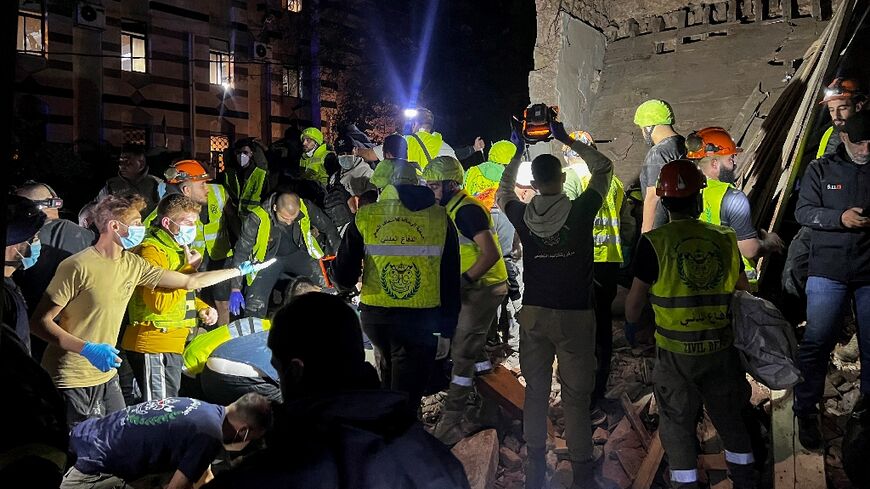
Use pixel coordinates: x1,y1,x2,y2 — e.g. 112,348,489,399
522,103,559,142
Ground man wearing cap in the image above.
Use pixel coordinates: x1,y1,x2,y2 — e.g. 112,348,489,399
817,77,866,158
332,161,461,415
5,195,47,352
634,99,686,233
300,127,334,186
224,139,274,215
792,111,870,450
230,190,339,318
98,145,165,218
686,127,784,284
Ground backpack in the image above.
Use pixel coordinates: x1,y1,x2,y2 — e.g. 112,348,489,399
731,290,802,390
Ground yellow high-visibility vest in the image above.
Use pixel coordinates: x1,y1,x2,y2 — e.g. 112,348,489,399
445,190,508,287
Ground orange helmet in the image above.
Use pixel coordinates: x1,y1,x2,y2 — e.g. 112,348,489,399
164,160,211,184
563,130,596,155
656,159,707,198
819,78,864,104
686,127,742,159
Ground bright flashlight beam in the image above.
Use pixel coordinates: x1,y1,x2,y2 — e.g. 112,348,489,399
406,0,440,110
403,108,418,119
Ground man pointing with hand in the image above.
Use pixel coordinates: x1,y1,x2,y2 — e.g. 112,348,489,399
31,194,274,427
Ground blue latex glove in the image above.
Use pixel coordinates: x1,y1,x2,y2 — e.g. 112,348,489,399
624,321,639,347
80,342,121,372
229,290,246,316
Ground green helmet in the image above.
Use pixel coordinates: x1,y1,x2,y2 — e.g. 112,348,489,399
300,127,324,146
422,156,464,183
633,99,675,127
488,140,516,165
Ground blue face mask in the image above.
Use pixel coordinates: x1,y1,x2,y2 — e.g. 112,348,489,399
116,222,146,249
16,240,41,270
174,224,197,246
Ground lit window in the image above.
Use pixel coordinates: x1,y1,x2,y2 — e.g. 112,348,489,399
210,134,230,170
209,42,234,88
286,0,302,13
281,67,300,97
17,8,45,56
121,28,147,73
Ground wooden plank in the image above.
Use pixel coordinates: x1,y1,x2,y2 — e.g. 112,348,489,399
631,431,664,489
476,365,555,437
772,389,826,489
753,0,765,21
728,82,769,147
783,0,794,20
811,0,823,20
621,393,652,450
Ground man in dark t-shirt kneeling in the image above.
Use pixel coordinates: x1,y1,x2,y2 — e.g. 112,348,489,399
61,394,272,489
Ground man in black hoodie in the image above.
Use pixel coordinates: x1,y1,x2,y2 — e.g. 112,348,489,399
206,293,471,489
496,121,613,489
332,162,460,415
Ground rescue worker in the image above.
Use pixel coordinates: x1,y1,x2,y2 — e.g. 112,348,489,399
164,160,236,325
686,127,784,285
625,159,755,489
370,134,418,190
422,156,509,445
5,195,46,352
816,77,866,158
299,127,333,186
634,99,686,233
792,111,870,450
497,121,613,489
332,163,461,415
224,138,273,215
562,130,626,424
123,194,219,401
464,140,517,209
97,144,164,217
229,190,339,317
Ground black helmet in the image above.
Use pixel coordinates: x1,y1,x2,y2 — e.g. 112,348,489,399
7,195,46,246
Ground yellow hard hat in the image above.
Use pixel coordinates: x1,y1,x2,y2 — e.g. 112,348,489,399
634,99,674,127
300,127,324,145
421,156,464,183
488,140,517,165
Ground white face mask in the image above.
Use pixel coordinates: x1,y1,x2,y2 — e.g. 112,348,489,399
239,153,251,168
305,149,315,158
338,155,360,170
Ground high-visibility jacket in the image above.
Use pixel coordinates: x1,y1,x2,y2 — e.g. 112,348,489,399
182,317,271,376
226,166,268,214
646,219,741,355
445,190,508,287
405,131,444,169
565,168,624,263
464,162,504,210
356,195,447,308
816,125,835,159
192,183,233,261
128,227,197,329
700,179,758,283
300,144,330,186
247,200,324,285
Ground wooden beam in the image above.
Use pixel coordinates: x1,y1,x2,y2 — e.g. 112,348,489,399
811,0,823,20
728,0,739,22
783,0,795,21
630,432,664,489
754,0,765,21
476,365,555,437
621,393,652,450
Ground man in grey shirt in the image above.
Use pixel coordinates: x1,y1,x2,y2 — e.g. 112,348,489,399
634,99,686,232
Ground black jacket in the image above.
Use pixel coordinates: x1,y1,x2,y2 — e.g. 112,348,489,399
231,194,340,289
332,185,461,338
795,146,870,283
206,389,470,489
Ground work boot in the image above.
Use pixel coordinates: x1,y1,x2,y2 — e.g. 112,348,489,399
834,334,860,363
525,446,547,489
590,406,607,426
570,460,599,489
727,462,757,489
797,415,822,450
432,409,465,446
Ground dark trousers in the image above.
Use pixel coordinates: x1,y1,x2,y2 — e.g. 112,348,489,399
592,262,619,403
126,351,184,401
244,250,325,317
59,374,125,428
200,365,282,405
793,276,870,417
361,311,438,415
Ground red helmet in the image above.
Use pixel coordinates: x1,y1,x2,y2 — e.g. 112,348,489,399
656,159,707,198
819,78,864,104
686,127,742,159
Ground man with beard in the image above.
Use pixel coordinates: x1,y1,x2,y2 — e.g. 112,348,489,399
816,78,866,158
687,127,784,285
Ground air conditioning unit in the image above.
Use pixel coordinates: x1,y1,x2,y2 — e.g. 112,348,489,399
75,2,106,30
253,42,272,60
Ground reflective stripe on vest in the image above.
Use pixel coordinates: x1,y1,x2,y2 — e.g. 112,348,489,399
200,183,233,260
248,202,323,285
816,126,835,159
182,318,272,375
300,145,330,185
356,197,447,308
645,220,740,355
700,179,758,283
578,173,624,264
446,190,508,287
128,227,198,330
228,167,268,214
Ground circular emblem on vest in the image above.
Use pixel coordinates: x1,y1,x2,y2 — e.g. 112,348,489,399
380,262,422,300
676,237,725,291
